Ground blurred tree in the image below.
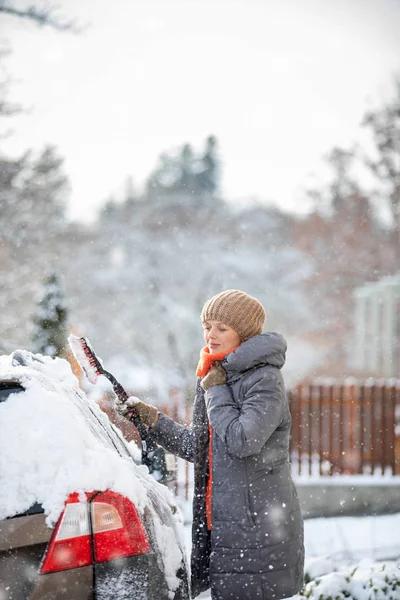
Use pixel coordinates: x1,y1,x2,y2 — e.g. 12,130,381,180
21,145,68,224
0,0,77,30
0,144,70,352
2,145,69,249
124,176,137,203
146,136,220,198
100,195,118,220
0,48,21,138
307,146,367,217
327,147,358,214
32,272,68,357
196,134,219,195
363,79,400,247
146,151,179,195
179,143,195,192
295,142,395,371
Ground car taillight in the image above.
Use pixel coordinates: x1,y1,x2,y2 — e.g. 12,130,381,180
40,492,92,573
40,491,150,573
92,490,150,562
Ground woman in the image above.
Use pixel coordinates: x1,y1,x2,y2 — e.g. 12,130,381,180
118,289,304,599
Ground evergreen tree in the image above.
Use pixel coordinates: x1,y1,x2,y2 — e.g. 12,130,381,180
21,145,68,230
179,143,195,192
146,151,179,196
196,135,219,194
32,273,68,357
146,136,220,198
124,176,137,205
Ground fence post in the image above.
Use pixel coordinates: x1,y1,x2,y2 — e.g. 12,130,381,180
317,385,323,476
308,385,313,476
297,385,303,477
388,384,397,475
330,384,337,475
359,385,366,475
395,384,400,475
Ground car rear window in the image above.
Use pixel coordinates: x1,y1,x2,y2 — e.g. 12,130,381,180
0,383,25,403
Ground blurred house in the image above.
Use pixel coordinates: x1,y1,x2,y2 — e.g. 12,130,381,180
353,273,400,377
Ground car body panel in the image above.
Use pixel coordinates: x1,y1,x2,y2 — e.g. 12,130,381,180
0,512,50,551
29,566,93,600
0,541,49,600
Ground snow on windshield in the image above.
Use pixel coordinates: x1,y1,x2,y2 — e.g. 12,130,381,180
0,350,187,594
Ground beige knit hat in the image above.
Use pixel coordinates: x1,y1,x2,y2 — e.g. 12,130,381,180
201,289,266,342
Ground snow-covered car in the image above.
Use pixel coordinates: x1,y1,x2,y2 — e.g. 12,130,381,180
0,350,190,600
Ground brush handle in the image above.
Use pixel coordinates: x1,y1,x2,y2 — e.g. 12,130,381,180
102,369,157,453
111,381,130,403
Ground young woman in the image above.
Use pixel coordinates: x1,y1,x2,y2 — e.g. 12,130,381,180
118,289,304,600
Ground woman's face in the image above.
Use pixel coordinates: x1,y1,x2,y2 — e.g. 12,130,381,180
203,320,241,354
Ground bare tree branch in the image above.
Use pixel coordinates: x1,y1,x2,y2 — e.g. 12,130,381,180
0,47,22,138
0,1,79,32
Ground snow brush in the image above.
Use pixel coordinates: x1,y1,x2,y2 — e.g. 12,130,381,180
68,334,157,463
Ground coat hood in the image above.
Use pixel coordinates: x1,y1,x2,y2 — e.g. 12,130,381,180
221,332,286,373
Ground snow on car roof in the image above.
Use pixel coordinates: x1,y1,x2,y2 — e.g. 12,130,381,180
0,350,187,594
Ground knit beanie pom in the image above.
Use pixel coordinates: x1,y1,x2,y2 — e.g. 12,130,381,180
201,290,266,342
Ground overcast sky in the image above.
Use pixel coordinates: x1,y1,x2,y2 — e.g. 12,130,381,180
2,0,400,221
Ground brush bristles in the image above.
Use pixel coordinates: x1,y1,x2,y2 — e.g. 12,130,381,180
80,339,102,375
68,334,102,385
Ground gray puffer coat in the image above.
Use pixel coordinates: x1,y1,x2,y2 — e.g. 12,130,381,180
150,333,304,599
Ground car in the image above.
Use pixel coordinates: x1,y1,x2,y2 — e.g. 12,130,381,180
0,349,190,600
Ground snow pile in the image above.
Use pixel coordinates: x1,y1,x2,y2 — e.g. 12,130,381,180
303,513,400,561
0,350,187,595
299,560,400,599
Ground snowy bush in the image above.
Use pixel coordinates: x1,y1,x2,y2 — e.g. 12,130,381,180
298,562,400,599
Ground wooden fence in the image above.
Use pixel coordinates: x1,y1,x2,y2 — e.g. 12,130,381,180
288,380,400,477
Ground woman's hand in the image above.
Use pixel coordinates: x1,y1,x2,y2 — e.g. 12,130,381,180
200,361,227,391
116,396,159,428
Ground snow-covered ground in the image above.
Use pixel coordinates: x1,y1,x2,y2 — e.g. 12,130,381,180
181,508,400,599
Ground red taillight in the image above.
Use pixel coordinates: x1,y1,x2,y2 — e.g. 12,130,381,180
40,491,150,574
41,493,92,573
92,490,150,562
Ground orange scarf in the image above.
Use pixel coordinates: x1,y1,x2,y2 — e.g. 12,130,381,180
196,345,237,377
196,345,238,530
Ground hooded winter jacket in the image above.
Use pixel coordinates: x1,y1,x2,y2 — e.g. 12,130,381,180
149,333,304,599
